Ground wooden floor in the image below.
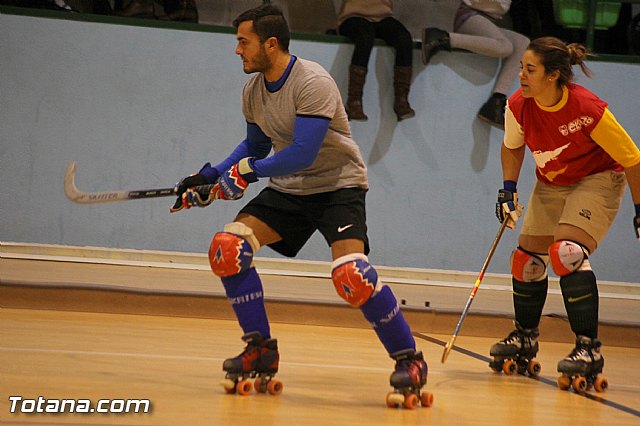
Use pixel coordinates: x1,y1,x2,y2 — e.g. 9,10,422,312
1,308,640,425
1,248,640,425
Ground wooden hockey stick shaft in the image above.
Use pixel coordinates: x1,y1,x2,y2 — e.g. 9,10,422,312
64,162,216,204
441,218,509,363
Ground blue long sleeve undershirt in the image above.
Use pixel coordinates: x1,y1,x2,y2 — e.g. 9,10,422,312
213,116,330,178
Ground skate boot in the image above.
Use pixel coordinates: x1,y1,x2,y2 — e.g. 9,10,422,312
220,331,282,396
489,322,541,376
557,335,608,393
386,349,433,409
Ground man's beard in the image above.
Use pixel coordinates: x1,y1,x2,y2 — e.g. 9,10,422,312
244,46,271,74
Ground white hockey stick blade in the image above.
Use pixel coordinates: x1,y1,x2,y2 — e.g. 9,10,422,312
64,162,176,204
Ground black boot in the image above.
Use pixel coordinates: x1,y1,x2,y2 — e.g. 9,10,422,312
346,64,368,121
477,93,507,129
421,28,451,65
489,321,541,376
393,66,415,121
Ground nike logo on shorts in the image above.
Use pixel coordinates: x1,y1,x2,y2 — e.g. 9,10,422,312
337,224,354,233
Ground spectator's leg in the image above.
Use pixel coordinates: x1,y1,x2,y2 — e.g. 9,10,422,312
375,17,413,67
339,17,376,68
454,16,529,128
339,18,375,121
452,15,514,58
376,17,415,121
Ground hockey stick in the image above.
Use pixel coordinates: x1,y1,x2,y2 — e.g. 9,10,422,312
64,162,216,204
441,218,509,363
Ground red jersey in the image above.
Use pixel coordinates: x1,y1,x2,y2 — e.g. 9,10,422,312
504,84,639,186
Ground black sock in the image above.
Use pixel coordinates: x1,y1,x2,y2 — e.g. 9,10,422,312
513,276,548,329
560,270,599,338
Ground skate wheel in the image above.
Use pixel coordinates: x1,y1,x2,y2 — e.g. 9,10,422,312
572,376,587,393
502,359,517,375
403,393,419,409
527,360,541,377
386,392,404,408
267,379,283,395
557,375,571,390
220,379,237,394
593,376,608,393
254,378,267,393
420,391,434,407
237,380,253,396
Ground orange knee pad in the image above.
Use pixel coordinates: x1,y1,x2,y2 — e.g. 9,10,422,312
510,246,548,282
549,240,590,277
331,253,381,307
208,222,260,277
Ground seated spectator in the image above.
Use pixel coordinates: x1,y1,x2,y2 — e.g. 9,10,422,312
3,0,78,12
3,0,116,14
118,0,197,23
421,0,529,129
337,0,415,122
509,0,562,40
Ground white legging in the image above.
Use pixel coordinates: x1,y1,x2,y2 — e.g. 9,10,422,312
450,14,529,95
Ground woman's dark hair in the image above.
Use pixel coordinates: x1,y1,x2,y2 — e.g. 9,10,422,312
233,4,290,52
527,36,592,86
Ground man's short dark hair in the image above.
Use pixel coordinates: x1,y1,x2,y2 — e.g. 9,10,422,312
233,4,290,52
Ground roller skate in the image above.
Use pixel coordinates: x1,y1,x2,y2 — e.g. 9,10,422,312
386,349,434,409
489,322,541,376
220,331,283,396
557,335,608,393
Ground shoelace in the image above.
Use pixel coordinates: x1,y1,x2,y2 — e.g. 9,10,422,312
501,331,520,345
566,345,591,361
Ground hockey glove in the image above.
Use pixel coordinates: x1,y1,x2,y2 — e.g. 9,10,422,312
496,188,523,229
634,204,640,240
170,163,219,212
217,157,258,200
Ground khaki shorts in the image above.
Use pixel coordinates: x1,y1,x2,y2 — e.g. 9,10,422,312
521,170,627,245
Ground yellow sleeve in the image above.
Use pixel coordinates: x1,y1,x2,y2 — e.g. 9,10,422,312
591,108,640,168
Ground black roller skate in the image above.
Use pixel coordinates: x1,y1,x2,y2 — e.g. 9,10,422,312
220,331,282,396
386,349,433,409
557,335,608,393
489,322,541,376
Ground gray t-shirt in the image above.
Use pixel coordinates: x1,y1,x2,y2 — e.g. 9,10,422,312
242,57,368,195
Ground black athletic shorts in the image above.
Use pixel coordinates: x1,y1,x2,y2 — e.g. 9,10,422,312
239,187,370,257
